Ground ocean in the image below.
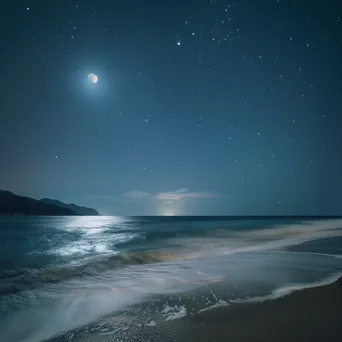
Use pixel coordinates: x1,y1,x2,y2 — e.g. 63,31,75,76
0,216,342,342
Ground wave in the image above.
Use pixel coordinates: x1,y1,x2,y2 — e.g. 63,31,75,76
229,270,342,304
0,249,191,295
198,299,229,313
29,232,141,258
1,219,342,296
1,252,342,342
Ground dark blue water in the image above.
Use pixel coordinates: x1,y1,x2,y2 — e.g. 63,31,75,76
0,216,341,341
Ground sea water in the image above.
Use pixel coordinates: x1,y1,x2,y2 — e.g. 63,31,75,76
0,216,341,341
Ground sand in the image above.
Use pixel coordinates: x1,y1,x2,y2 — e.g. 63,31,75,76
162,277,342,342
49,277,342,342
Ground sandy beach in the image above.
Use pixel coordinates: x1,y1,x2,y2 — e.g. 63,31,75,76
160,276,342,342
49,276,342,342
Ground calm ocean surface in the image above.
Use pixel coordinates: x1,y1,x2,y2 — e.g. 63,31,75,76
0,216,342,341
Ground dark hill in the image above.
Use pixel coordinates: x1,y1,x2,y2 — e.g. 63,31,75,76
40,198,99,216
0,190,79,216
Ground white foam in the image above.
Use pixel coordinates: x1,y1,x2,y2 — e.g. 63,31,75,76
271,271,342,298
161,305,187,321
105,232,141,246
50,241,112,256
198,299,229,313
145,320,157,327
47,232,139,257
230,271,342,304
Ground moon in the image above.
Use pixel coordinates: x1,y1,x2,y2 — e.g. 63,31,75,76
88,73,99,84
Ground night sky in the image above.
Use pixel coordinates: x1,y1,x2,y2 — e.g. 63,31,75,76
0,0,341,216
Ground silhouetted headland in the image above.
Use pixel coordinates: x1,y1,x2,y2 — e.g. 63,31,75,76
0,190,99,216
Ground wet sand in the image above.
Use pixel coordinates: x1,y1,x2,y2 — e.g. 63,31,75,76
162,277,342,342
50,277,342,342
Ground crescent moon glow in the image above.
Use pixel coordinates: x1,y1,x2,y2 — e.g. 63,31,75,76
88,73,99,84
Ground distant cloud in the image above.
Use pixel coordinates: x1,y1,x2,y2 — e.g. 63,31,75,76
123,188,218,202
155,188,218,201
123,190,150,199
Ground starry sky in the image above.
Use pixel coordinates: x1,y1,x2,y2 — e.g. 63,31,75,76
0,0,341,216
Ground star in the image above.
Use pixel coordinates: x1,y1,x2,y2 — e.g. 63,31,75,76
1,0,340,217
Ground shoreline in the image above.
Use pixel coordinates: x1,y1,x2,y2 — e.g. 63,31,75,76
48,276,342,342
163,276,342,342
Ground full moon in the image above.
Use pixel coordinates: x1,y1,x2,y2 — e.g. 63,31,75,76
88,73,99,84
